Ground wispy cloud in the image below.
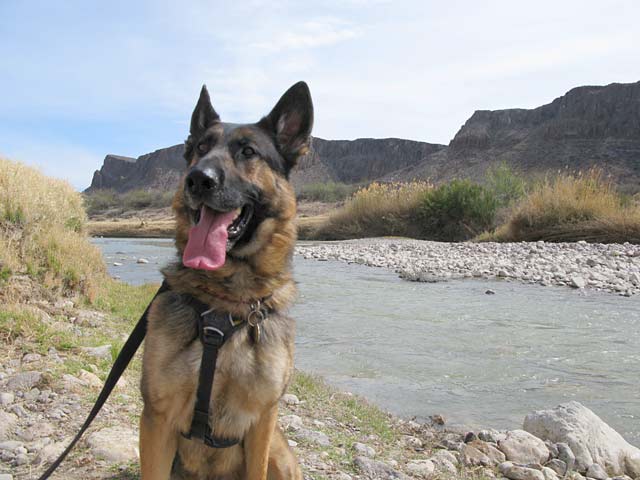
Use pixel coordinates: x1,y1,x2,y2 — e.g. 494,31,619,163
250,19,361,52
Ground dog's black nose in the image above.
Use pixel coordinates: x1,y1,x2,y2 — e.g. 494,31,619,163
185,167,224,198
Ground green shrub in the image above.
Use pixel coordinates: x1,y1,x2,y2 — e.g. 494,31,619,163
419,179,498,241
485,162,527,207
296,182,357,203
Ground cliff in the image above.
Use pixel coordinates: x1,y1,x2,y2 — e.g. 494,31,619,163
86,81,640,192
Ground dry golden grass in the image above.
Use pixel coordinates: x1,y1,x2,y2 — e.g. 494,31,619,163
486,169,640,243
312,181,432,239
0,157,106,299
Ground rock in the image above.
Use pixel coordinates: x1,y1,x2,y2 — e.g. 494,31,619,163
502,464,546,480
485,289,496,295
136,258,149,264
294,428,330,447
499,430,549,464
546,459,568,476
401,435,423,449
21,353,42,363
570,276,586,288
6,371,42,391
62,374,86,392
429,414,446,426
431,449,459,466
354,456,408,479
353,442,376,458
281,393,300,406
586,463,608,480
86,426,139,463
469,439,507,464
334,473,353,480
556,443,576,473
406,459,435,478
35,441,66,465
0,411,17,441
80,345,112,359
14,452,29,465
461,444,491,466
280,414,303,431
541,467,559,480
0,392,14,406
523,402,640,477
465,432,478,443
78,370,103,388
0,440,24,452
0,474,13,480
113,262,123,266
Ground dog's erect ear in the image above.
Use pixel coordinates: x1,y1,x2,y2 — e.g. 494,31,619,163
259,81,314,173
190,85,220,135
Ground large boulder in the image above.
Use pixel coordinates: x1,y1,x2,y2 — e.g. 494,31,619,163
523,402,640,478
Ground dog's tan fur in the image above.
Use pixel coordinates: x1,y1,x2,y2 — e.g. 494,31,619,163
139,83,311,480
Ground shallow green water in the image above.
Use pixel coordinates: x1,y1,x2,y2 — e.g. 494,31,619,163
93,237,640,446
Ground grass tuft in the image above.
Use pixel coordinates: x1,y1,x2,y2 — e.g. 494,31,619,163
0,157,106,299
485,169,640,243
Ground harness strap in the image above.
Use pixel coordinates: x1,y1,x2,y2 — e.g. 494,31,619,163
180,303,245,448
36,281,170,480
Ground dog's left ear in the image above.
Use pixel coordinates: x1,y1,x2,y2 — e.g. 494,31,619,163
259,81,314,173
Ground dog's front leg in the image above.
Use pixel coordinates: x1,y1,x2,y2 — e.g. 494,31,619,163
140,406,178,480
244,404,279,480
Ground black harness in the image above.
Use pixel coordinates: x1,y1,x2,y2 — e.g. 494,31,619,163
36,281,270,480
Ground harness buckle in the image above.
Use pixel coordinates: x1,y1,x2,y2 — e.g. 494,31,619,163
201,325,224,346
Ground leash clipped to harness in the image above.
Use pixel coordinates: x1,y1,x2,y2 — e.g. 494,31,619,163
36,282,272,480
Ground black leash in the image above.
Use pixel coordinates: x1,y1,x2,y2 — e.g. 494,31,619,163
36,281,170,480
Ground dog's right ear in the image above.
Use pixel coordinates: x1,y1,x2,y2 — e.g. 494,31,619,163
190,85,220,136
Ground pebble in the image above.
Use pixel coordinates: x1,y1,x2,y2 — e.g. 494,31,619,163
6,371,42,391
0,392,14,406
585,463,608,480
80,345,112,359
136,258,149,264
354,456,408,479
281,393,300,405
405,459,435,478
296,239,640,295
294,428,331,447
353,442,376,458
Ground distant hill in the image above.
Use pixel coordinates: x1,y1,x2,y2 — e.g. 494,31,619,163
86,80,640,192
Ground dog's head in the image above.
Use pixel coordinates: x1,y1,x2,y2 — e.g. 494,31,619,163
174,81,313,272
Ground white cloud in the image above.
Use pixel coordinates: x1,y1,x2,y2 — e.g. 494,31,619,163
249,19,361,52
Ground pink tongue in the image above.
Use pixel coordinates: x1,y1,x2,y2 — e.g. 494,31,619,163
183,206,238,270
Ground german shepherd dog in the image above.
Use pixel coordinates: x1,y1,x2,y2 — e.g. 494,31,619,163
140,82,312,479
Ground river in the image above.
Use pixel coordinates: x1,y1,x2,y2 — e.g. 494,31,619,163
92,237,640,446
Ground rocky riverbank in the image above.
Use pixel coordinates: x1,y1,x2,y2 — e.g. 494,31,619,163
2,292,640,479
296,239,640,296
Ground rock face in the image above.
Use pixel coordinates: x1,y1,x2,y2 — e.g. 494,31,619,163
523,401,640,477
86,137,445,192
392,81,640,189
86,145,186,192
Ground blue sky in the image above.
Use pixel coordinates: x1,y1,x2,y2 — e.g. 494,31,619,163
1,0,639,189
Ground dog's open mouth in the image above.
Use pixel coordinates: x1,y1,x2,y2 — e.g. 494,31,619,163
183,204,253,271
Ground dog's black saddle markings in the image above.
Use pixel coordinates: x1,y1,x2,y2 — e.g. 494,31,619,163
37,281,272,480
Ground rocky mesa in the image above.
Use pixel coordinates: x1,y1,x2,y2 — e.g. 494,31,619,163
86,80,640,192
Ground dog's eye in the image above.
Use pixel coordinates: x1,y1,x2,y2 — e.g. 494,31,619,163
197,142,210,154
242,146,255,157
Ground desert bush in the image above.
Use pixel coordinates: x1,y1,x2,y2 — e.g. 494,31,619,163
487,169,640,243
314,181,432,239
419,179,498,241
0,157,106,298
485,162,527,207
296,182,357,203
